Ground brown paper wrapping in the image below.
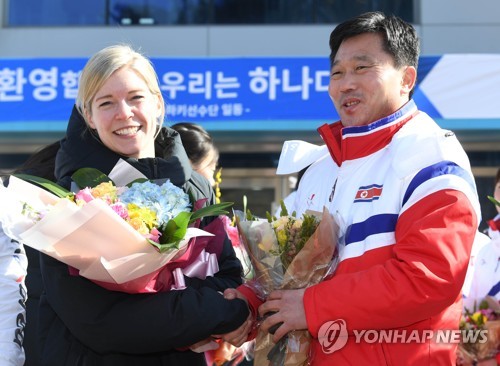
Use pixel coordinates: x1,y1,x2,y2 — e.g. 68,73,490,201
237,207,340,365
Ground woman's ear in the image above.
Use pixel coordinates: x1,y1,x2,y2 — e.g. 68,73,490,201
156,96,164,118
85,110,96,129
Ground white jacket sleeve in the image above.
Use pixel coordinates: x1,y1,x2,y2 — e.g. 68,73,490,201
0,223,27,366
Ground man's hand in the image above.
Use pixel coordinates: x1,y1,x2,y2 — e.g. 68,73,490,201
213,288,254,347
258,288,308,343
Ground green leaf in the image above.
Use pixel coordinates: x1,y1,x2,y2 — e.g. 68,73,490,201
189,202,233,223
187,189,196,205
13,174,72,198
71,168,113,189
156,211,192,253
488,195,500,207
169,211,190,241
279,199,288,217
147,238,179,253
246,208,255,221
126,178,149,187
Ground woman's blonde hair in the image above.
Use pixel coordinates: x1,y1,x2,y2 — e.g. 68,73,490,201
76,44,165,127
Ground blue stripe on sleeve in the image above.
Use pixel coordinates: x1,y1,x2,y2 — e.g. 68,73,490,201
402,161,475,207
488,281,500,297
345,214,398,246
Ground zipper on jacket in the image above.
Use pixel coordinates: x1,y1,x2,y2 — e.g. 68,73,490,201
151,158,159,179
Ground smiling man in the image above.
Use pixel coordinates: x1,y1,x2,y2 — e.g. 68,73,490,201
222,11,482,366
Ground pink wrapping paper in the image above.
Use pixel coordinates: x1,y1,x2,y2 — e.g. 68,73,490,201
1,176,226,294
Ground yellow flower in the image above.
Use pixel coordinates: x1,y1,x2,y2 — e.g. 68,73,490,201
214,167,223,204
215,167,223,184
276,230,288,247
470,312,487,326
91,182,117,202
127,203,157,229
127,217,150,235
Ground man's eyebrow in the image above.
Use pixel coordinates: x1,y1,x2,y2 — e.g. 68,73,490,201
332,54,374,68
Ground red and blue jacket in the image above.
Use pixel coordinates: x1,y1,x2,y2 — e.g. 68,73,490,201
299,100,480,365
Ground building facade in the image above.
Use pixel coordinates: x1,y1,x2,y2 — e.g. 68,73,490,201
0,0,499,222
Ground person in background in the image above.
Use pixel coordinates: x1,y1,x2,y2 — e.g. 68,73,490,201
487,168,500,238
170,121,252,276
274,166,308,216
0,180,28,366
37,44,248,365
459,169,499,366
170,122,218,187
171,122,254,366
464,168,500,309
0,141,60,366
222,11,481,365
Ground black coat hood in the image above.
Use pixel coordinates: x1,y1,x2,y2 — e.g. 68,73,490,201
55,105,195,189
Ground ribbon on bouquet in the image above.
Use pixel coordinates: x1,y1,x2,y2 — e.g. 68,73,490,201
171,249,219,290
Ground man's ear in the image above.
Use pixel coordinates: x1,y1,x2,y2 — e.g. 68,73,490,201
401,66,417,95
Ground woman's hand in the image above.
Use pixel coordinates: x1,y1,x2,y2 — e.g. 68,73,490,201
213,288,254,347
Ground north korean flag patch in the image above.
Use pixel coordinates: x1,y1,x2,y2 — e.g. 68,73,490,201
354,184,383,203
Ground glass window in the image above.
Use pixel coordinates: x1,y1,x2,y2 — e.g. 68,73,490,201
108,0,209,25
315,0,413,23
213,0,315,24
8,0,105,26
373,0,414,23
7,0,414,26
315,0,372,23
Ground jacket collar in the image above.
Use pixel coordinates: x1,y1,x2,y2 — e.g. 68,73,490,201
318,100,418,166
55,105,193,186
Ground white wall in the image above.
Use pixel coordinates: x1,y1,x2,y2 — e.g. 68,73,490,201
420,0,500,54
0,25,334,58
2,0,500,58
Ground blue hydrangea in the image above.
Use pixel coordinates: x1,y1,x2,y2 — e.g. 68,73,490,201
119,180,191,224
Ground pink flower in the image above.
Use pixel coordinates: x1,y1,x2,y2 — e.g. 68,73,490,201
147,227,161,243
221,215,240,247
110,202,129,220
75,187,94,203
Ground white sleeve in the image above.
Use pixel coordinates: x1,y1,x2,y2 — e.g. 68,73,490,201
0,224,27,366
462,232,490,298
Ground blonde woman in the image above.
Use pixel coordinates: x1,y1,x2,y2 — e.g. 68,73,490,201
38,44,248,365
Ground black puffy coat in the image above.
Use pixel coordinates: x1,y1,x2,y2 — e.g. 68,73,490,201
38,106,248,365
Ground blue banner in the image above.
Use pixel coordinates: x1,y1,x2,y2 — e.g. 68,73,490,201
1,55,500,132
0,57,336,130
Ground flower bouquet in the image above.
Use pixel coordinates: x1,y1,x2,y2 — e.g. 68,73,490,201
458,296,500,365
235,202,342,366
0,159,233,294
